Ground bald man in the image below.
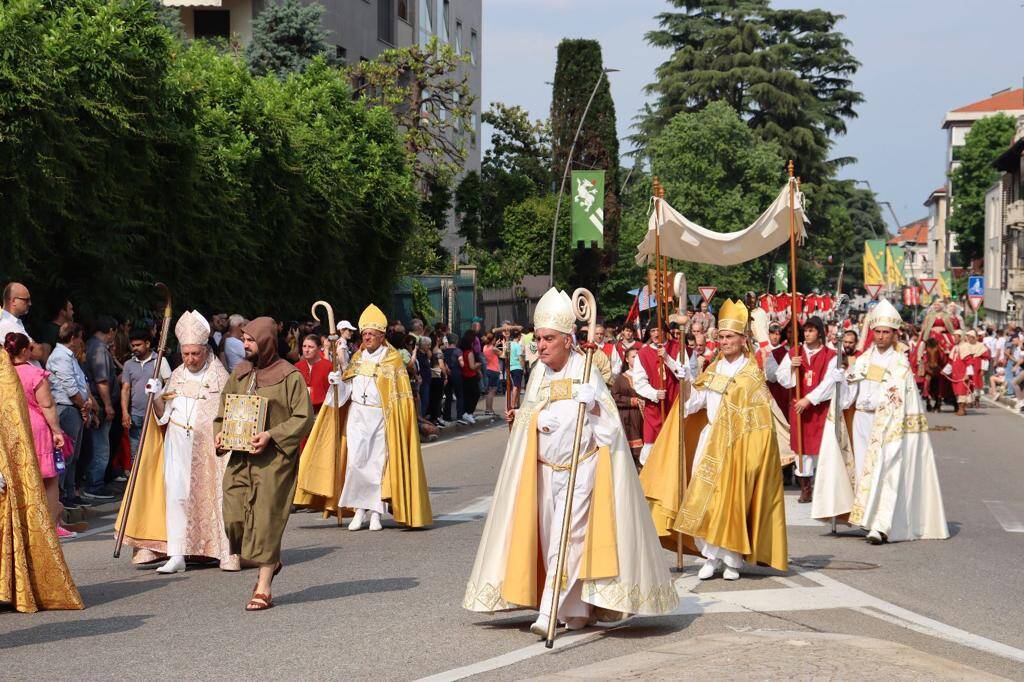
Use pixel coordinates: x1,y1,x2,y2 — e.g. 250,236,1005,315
0,282,41,362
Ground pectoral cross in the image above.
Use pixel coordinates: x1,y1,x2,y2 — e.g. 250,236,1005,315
805,369,814,388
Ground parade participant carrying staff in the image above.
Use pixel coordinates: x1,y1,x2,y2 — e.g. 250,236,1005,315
813,299,948,544
464,287,677,644
294,303,431,532
115,310,239,573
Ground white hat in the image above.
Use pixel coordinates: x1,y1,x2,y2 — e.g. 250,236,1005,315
870,298,901,331
175,310,211,346
533,287,575,334
337,320,356,332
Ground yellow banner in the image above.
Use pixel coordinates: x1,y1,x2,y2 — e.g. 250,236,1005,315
886,246,906,286
937,271,952,297
863,240,885,286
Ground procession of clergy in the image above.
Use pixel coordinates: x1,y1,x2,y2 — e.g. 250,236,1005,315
2,288,948,633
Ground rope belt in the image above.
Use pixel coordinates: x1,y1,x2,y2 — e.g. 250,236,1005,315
351,401,382,408
538,446,599,472
855,407,875,413
169,418,194,430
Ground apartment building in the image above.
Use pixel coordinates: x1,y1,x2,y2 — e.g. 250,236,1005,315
984,120,1024,325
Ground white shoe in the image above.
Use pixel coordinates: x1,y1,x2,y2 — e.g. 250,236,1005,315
866,529,886,545
697,559,720,580
723,566,740,581
348,509,365,531
565,616,595,630
529,617,550,637
462,413,476,424
156,556,186,574
368,511,382,531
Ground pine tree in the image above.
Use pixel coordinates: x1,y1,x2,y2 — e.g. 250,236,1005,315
638,0,862,185
245,0,333,78
550,39,621,288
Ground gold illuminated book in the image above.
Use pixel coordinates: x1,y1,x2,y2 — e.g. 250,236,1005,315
219,393,268,453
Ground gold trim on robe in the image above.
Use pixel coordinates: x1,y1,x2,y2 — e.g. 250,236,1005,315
293,344,432,527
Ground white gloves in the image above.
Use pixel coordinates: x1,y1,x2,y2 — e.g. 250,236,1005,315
328,370,343,385
0,471,5,495
538,411,560,434
828,367,847,385
673,362,692,381
145,378,163,395
574,383,597,411
324,379,351,408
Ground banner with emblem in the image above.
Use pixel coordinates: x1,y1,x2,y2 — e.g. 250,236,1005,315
886,245,906,286
863,240,886,286
938,271,952,297
570,170,605,248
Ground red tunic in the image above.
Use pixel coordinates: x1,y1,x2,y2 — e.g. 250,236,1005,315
295,356,332,408
600,342,615,359
637,340,679,444
788,345,836,456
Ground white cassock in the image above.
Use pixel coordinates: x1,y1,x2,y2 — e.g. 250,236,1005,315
535,352,619,622
847,346,898,481
337,344,387,514
681,353,748,570
156,365,208,556
631,348,682,465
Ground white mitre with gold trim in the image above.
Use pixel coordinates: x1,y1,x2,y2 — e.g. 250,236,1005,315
870,298,901,330
176,310,210,346
533,287,575,334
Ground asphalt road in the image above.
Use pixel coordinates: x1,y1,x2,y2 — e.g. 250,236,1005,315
2,402,1024,680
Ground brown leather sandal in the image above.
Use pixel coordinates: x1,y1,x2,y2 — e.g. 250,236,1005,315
246,593,273,611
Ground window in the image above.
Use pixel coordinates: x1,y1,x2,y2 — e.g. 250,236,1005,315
418,0,433,48
438,1,450,44
194,10,230,39
470,29,478,66
378,0,394,44
455,20,463,55
398,0,409,21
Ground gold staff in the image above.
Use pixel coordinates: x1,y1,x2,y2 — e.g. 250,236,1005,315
311,300,340,519
673,272,689,572
113,283,172,558
545,288,598,649
652,177,668,424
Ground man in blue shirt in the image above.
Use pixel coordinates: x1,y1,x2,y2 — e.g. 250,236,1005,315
46,322,94,508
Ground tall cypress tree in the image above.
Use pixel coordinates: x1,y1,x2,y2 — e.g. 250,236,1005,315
550,39,621,288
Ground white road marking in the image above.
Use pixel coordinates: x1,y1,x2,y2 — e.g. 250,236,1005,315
784,493,829,527
434,496,493,523
981,396,1024,420
422,422,504,449
65,521,115,542
983,500,1024,533
421,566,1024,680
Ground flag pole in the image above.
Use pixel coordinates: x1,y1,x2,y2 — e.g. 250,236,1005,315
788,163,804,456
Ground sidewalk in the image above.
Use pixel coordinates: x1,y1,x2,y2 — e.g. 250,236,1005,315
532,630,1004,680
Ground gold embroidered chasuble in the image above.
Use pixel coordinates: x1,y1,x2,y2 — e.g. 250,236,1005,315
0,350,83,612
293,344,432,527
671,355,788,571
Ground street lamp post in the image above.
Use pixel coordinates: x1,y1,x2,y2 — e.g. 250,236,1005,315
548,68,619,287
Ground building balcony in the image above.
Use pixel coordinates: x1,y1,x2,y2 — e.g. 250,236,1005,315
1007,267,1024,293
1007,200,1024,229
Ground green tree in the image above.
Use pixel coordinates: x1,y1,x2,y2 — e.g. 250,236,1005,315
550,39,622,286
639,0,862,186
947,113,1015,263
498,196,573,291
245,0,334,77
646,101,786,299
351,37,474,179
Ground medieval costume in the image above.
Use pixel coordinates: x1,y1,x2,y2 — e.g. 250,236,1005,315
216,317,313,566
658,299,788,580
948,331,989,414
631,334,680,465
464,288,677,635
117,312,239,572
772,319,837,502
611,368,645,467
0,349,83,612
293,304,431,531
813,299,948,544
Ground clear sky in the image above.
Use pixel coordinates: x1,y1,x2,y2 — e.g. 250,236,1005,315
482,0,1024,232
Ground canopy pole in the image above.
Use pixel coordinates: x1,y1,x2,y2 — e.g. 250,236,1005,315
788,163,803,456
653,177,667,425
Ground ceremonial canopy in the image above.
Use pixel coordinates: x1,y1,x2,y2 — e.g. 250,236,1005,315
635,183,809,267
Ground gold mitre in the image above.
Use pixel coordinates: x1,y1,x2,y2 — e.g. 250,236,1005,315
358,303,387,333
175,310,210,346
718,299,749,335
533,287,575,334
870,298,901,330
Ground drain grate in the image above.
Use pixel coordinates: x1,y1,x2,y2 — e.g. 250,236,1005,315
789,558,879,571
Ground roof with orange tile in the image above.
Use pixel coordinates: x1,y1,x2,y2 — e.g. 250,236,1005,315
888,218,929,245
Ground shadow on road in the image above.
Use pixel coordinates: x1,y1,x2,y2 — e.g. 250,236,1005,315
0,615,151,649
77,576,186,608
275,577,419,606
279,545,338,566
